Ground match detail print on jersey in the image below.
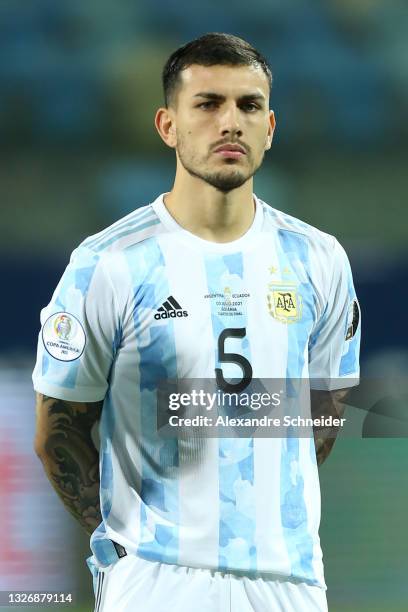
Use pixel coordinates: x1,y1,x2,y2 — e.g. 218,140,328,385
41,311,86,362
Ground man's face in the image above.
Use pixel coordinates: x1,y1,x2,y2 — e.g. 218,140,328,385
169,64,275,193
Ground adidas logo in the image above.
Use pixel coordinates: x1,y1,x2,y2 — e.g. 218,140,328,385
154,296,189,320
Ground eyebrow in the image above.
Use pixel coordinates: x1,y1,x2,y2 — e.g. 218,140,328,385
193,92,265,102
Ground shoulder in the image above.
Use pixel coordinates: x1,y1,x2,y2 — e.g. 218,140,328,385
64,198,167,304
61,201,164,310
258,197,340,262
79,200,164,256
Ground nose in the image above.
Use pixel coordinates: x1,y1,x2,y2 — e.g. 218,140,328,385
218,102,243,138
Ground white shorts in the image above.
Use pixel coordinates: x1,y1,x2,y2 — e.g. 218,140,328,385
93,554,328,612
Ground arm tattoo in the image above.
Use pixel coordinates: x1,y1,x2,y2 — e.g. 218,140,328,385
37,395,103,535
311,389,349,466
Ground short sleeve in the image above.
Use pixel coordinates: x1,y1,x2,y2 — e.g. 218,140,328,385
32,246,120,402
308,238,361,390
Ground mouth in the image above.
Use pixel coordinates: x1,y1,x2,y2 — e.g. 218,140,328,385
214,144,247,160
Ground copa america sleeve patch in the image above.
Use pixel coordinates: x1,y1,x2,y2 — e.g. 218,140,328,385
42,312,86,361
345,299,360,341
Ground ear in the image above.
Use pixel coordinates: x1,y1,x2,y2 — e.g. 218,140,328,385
265,110,276,151
155,107,177,149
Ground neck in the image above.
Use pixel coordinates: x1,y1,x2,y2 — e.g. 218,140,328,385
163,172,255,243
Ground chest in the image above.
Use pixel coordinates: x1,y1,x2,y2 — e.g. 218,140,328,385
124,245,320,380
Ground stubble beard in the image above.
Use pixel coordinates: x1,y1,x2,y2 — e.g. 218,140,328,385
176,137,263,194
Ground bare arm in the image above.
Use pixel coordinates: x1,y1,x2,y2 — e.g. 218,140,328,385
34,393,103,535
311,389,349,466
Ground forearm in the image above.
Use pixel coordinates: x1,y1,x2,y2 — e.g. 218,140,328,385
313,436,336,467
35,395,102,535
311,389,348,466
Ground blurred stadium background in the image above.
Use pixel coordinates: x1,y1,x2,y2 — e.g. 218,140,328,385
1,1,407,610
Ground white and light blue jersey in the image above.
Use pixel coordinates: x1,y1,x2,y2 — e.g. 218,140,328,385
32,194,360,589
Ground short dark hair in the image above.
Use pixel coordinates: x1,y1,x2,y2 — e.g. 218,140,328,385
162,32,272,107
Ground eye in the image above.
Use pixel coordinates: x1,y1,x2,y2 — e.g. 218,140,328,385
241,102,260,112
196,101,217,110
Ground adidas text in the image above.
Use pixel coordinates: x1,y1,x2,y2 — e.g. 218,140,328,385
154,310,188,320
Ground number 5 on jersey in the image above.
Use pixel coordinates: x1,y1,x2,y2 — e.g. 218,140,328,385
215,327,253,393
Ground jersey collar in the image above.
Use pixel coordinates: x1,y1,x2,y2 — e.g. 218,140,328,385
151,193,264,253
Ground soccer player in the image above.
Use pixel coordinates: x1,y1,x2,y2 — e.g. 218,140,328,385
33,33,360,611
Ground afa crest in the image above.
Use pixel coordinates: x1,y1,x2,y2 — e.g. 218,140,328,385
267,282,302,324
